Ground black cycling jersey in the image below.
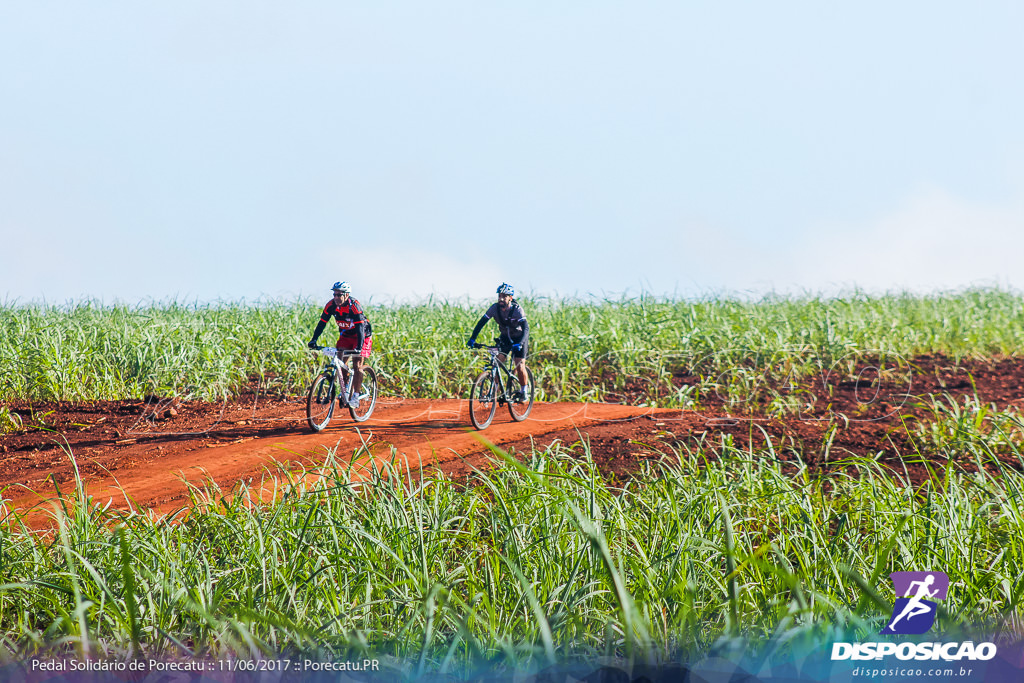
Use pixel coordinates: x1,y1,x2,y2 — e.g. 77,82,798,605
471,299,529,345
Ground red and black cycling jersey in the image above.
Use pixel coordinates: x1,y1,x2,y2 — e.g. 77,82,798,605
311,297,373,347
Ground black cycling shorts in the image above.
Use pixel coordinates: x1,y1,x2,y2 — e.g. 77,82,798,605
497,337,528,360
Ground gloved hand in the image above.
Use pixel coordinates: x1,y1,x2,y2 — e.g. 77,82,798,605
512,343,522,352
467,337,477,349
307,340,318,349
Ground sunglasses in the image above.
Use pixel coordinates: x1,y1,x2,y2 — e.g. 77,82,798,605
333,291,346,297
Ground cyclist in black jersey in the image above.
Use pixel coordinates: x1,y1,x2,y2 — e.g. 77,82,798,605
307,281,373,408
467,283,530,401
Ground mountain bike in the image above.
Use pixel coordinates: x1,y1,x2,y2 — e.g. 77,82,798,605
306,346,378,431
468,343,535,430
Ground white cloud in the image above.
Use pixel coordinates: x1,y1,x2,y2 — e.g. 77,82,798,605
784,188,1024,295
313,246,504,303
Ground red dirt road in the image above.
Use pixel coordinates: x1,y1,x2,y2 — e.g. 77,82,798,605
2,399,666,522
6,353,1024,527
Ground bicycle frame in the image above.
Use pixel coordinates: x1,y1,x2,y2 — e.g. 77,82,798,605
481,347,523,400
315,346,359,395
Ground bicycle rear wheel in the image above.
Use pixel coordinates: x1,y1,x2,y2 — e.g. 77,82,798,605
306,373,336,432
469,370,498,430
348,367,378,422
507,366,535,422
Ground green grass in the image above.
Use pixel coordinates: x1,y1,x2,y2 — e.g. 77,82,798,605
3,289,1024,673
1,432,1021,671
3,287,1024,404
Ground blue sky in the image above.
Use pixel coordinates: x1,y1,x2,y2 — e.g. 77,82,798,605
3,3,1022,304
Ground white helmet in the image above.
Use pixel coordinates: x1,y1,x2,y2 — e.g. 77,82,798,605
496,283,514,296
331,281,351,293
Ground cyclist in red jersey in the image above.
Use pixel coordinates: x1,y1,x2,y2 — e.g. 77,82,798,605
307,281,373,408
467,283,530,401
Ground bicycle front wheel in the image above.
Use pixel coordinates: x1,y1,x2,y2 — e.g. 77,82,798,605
469,370,498,430
507,366,535,422
348,367,378,422
306,373,337,432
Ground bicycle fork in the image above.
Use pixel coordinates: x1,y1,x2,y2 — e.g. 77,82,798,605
493,369,507,405
335,360,355,404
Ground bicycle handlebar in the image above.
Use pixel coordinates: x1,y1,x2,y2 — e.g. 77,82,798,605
309,346,361,358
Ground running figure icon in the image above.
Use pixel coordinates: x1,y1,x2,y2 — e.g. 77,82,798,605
880,571,949,635
885,575,937,632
